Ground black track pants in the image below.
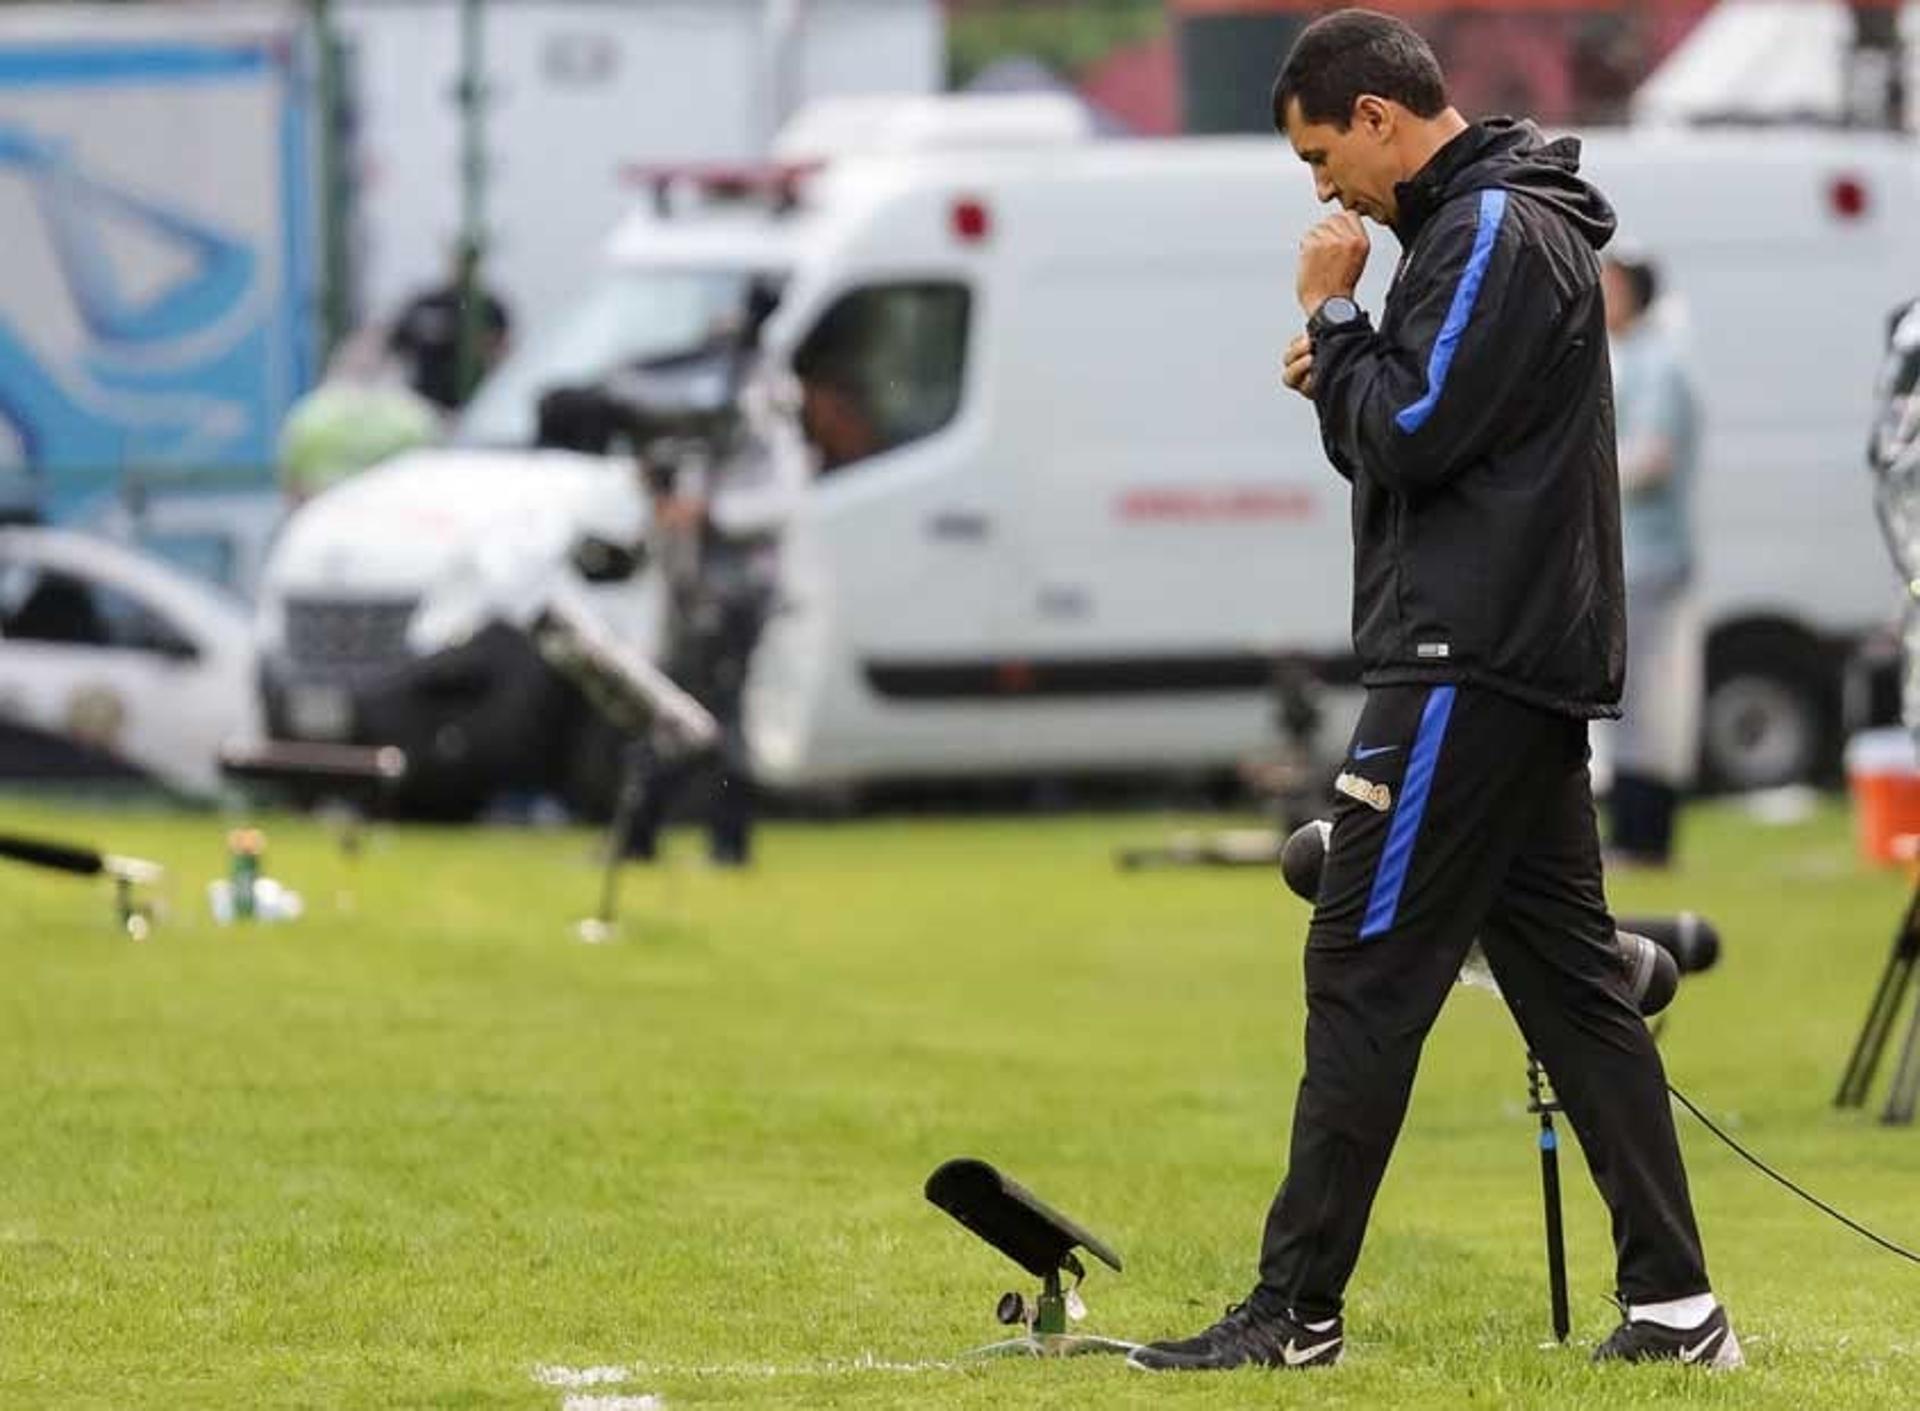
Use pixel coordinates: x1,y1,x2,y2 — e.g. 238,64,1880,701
1254,684,1710,1320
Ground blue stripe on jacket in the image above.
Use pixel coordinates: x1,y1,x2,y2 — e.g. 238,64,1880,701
1360,685,1457,938
1394,188,1509,434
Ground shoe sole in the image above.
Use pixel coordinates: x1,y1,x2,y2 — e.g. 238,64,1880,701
1124,1350,1343,1373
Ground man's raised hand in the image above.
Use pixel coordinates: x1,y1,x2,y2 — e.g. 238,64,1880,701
1298,212,1370,317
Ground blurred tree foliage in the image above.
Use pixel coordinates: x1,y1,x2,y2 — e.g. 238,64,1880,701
947,0,1167,88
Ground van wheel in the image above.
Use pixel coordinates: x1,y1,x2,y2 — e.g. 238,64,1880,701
1700,629,1838,793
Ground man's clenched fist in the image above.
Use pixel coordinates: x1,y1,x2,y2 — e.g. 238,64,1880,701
1298,212,1370,317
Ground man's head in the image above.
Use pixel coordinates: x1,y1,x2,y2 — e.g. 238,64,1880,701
795,369,878,472
1271,9,1463,225
790,303,880,471
1601,254,1659,336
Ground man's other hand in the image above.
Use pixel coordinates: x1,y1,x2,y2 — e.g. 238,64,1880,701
1281,332,1315,399
1298,213,1370,316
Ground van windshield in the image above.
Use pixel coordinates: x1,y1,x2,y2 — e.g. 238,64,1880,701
456,269,768,448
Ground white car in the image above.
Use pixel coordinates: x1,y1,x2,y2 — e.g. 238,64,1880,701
0,526,259,796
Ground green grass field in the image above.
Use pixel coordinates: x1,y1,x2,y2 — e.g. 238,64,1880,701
3,794,1918,1408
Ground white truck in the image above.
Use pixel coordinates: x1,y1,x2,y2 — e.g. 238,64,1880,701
254,96,1920,813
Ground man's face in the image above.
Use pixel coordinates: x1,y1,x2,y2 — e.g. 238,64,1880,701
1284,96,1401,225
799,379,877,471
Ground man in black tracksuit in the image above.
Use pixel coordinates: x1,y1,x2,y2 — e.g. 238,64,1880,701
1131,11,1739,1373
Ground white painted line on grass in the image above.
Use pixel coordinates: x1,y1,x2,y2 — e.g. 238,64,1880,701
629,1353,959,1378
535,1352,957,1384
561,1396,663,1411
533,1365,634,1387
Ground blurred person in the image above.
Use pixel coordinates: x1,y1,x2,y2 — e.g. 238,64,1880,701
1128,10,1735,1374
1870,295,1920,732
277,325,441,504
615,440,780,868
1597,251,1702,867
388,241,512,412
619,283,796,867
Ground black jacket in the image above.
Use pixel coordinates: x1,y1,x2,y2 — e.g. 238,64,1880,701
1311,118,1624,718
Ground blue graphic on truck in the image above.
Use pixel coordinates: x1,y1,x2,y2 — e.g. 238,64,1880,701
0,39,317,516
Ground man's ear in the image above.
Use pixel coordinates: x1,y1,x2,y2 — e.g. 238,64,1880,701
1353,94,1395,142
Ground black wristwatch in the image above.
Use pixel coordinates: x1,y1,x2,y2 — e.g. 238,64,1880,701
1309,295,1363,338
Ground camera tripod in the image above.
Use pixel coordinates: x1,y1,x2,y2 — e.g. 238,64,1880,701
1835,872,1920,1126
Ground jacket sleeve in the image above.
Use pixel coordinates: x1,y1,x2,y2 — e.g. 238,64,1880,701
1311,189,1558,495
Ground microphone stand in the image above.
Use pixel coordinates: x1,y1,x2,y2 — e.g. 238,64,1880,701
1527,1055,1571,1343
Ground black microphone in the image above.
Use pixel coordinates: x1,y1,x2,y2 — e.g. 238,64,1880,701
0,833,104,876
1278,820,1705,1017
1612,912,1719,976
1279,818,1332,903
1613,931,1679,1017
0,832,160,883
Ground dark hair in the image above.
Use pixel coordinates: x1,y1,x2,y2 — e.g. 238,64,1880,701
1270,9,1449,132
791,298,865,396
1612,261,1658,316
1606,255,1660,313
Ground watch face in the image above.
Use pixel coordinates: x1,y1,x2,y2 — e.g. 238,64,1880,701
1320,297,1358,324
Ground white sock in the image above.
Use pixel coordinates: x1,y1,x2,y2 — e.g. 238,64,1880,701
1629,1293,1718,1329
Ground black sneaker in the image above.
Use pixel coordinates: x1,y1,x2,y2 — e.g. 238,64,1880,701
1592,1303,1744,1369
1127,1300,1343,1372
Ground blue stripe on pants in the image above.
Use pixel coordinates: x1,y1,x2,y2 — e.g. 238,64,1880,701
1360,685,1457,938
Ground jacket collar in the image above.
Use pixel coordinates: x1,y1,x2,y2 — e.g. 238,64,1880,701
1391,122,1495,244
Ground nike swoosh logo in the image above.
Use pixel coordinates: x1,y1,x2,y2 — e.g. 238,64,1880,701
1680,1328,1723,1364
1352,745,1399,761
1282,1335,1341,1367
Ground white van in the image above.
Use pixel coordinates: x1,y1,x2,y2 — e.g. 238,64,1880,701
255,97,1919,810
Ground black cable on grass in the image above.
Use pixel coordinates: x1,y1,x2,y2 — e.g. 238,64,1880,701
1669,1083,1920,1267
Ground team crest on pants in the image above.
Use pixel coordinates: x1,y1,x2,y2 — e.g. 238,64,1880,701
1334,770,1393,813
